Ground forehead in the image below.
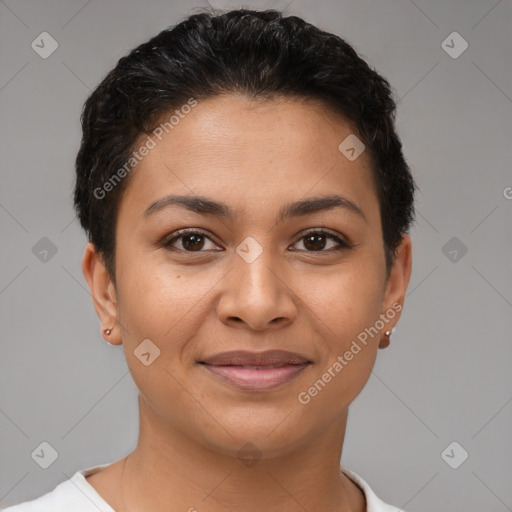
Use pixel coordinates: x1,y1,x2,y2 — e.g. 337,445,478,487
118,94,379,223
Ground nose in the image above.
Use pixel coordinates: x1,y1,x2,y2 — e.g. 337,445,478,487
216,249,298,332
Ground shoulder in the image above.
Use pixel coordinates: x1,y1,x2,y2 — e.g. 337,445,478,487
341,465,406,512
1,464,115,512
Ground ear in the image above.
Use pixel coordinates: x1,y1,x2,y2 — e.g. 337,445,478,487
82,242,122,345
379,234,413,347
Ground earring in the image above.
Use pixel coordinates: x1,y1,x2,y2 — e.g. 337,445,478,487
103,328,112,335
379,330,392,349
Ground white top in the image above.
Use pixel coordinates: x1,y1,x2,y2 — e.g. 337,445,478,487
2,462,405,512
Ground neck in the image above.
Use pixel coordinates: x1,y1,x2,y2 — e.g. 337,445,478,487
119,396,365,512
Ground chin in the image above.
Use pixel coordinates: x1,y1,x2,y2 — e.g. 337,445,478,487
196,406,310,458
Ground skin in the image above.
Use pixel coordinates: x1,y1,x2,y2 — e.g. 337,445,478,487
82,94,412,512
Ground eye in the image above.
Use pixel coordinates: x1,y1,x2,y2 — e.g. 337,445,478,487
163,229,221,252
163,228,351,253
291,229,351,252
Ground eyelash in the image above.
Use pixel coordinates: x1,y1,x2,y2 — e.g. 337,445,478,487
163,228,352,253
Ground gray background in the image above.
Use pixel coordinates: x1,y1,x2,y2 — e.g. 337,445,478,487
1,0,511,510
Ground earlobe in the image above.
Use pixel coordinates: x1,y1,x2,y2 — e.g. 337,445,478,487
81,242,122,345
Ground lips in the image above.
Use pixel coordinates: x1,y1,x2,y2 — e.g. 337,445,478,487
198,350,312,391
200,350,311,367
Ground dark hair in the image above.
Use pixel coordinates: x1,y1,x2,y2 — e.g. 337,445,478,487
74,8,416,283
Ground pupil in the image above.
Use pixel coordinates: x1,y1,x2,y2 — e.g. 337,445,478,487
304,234,326,251
183,234,204,250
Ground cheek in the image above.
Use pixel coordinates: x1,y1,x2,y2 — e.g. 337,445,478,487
115,253,229,371
312,259,384,341
298,257,383,401
296,344,377,431
297,268,383,416
114,258,211,419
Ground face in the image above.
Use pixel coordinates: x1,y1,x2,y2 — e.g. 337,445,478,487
84,94,412,458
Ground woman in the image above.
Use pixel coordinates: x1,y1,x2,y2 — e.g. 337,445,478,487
4,8,415,512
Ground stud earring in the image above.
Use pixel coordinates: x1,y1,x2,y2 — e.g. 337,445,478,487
104,328,112,335
380,330,392,349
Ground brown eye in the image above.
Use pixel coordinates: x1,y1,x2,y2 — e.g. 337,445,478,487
303,233,327,251
292,230,350,252
181,233,205,251
164,229,220,252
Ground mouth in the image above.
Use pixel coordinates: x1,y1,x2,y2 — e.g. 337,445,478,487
198,350,312,391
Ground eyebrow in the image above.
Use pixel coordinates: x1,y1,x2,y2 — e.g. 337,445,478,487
143,194,367,223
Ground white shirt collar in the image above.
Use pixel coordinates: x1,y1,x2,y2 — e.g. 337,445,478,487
3,461,405,512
